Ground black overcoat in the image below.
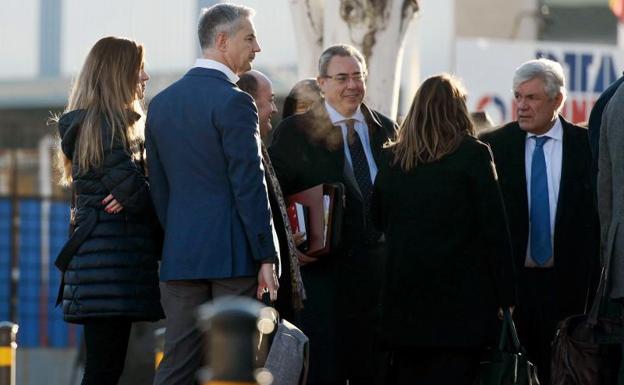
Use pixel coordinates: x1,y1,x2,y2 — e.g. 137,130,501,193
480,117,599,321
269,102,397,382
372,136,516,348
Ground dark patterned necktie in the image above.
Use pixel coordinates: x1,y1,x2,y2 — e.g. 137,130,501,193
261,144,306,309
344,119,380,244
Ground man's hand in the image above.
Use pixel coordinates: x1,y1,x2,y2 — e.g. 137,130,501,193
257,262,279,301
102,194,124,214
498,306,515,320
293,231,306,247
297,251,318,266
293,233,318,265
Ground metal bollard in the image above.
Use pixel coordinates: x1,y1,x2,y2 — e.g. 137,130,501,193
197,296,275,385
154,327,166,369
0,322,18,385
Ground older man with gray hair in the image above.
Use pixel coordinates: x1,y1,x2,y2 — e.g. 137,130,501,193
481,58,599,384
147,4,279,384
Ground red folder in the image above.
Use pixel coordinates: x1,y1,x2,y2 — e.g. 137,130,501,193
286,202,309,251
286,183,344,257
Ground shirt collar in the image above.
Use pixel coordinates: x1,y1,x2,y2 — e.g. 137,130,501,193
194,58,239,83
526,116,563,142
324,101,365,126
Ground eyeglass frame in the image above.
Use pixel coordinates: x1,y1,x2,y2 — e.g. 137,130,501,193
320,72,367,84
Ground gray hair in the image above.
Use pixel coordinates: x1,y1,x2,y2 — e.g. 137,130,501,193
198,3,255,50
318,44,367,77
512,58,566,102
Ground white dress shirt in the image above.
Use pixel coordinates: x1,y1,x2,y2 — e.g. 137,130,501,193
524,117,563,267
324,101,378,183
194,58,239,83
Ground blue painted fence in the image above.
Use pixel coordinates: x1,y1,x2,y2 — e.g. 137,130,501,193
0,198,80,348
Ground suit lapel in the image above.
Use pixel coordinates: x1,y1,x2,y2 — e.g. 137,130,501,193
513,125,529,216
353,103,386,201
509,124,530,247
308,104,364,201
554,118,575,242
362,104,385,166
343,157,363,199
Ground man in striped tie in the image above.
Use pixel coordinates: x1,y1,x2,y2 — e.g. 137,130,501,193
269,45,398,385
481,58,599,385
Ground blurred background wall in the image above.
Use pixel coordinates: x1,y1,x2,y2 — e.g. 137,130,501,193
0,0,619,383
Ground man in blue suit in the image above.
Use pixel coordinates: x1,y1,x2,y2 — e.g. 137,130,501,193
146,4,279,384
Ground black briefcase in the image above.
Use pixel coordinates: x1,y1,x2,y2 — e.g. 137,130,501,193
478,309,540,385
551,264,624,385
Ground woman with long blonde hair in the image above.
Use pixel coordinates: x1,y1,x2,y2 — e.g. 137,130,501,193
372,74,516,384
54,36,163,385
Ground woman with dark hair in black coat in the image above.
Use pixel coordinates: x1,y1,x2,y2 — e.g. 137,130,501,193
54,36,163,385
372,74,516,385
281,78,322,120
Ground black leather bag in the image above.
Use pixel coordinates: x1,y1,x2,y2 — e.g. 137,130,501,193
478,309,540,385
550,261,624,385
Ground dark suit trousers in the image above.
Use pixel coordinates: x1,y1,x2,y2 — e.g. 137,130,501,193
153,277,256,385
296,259,341,384
515,268,558,385
299,242,386,385
337,242,386,384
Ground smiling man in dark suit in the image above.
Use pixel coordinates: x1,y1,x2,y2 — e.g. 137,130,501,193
481,58,599,385
146,4,279,384
270,44,397,385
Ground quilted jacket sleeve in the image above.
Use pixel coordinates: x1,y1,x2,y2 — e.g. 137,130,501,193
99,140,151,214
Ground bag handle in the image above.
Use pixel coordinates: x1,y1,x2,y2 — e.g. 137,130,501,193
587,266,607,325
497,312,509,351
498,308,526,354
587,222,619,325
261,292,281,324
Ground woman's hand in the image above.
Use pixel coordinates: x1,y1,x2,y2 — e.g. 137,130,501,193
297,251,318,266
102,194,124,214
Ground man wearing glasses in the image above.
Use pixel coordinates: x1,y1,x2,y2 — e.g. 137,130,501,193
270,44,398,385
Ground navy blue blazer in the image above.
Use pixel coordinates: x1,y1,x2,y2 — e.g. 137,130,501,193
146,67,278,281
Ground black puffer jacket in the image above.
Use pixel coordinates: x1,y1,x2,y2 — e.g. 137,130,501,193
58,109,164,323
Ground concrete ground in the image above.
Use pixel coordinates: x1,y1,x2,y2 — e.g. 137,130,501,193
15,321,164,385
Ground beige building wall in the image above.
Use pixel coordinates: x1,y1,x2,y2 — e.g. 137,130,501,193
547,0,604,5
456,0,539,40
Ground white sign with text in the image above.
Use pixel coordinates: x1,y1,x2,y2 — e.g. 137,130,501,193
455,38,624,126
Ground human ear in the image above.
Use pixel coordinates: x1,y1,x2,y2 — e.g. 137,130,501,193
215,32,228,51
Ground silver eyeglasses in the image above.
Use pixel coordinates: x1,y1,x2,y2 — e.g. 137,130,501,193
322,73,366,84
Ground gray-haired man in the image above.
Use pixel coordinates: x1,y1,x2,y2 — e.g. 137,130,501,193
147,4,279,384
480,58,599,384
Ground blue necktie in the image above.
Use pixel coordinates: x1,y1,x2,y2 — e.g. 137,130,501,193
530,136,551,266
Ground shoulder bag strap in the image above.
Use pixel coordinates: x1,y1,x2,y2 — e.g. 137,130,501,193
588,222,619,324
